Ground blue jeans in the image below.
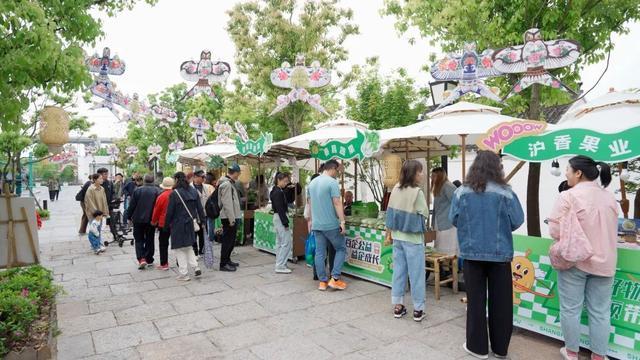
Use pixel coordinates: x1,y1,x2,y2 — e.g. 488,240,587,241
314,228,346,282
557,267,614,355
207,218,215,242
87,233,101,251
391,240,426,311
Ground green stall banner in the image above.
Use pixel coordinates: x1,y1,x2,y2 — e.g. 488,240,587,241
511,235,640,360
502,125,640,163
235,132,273,156
341,225,393,287
309,129,381,161
253,211,294,259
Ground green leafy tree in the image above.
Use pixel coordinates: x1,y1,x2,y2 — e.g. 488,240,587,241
384,0,640,235
0,0,156,193
226,0,360,138
346,58,428,130
59,165,75,183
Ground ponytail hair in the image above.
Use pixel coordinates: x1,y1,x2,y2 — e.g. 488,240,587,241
568,155,612,188
273,172,290,186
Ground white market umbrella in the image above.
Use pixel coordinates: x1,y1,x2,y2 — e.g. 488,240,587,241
177,140,237,163
556,89,640,132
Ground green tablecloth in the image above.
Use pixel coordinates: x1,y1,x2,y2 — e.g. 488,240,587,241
342,225,393,287
253,211,295,260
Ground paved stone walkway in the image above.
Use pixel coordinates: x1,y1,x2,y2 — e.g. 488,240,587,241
36,186,564,359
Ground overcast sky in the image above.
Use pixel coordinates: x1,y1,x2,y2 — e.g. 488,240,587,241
80,0,640,139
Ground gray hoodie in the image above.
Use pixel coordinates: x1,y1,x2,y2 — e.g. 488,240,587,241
218,176,242,221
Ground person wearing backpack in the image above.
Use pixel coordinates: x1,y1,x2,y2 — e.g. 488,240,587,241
547,156,618,360
217,164,242,272
165,172,205,281
76,176,93,235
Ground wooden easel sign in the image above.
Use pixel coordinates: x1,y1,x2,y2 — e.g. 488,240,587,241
0,185,40,268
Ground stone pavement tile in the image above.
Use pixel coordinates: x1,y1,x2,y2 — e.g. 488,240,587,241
209,300,271,326
206,320,274,353
238,254,275,267
184,279,231,295
409,322,468,358
56,301,89,319
213,288,270,306
82,347,141,360
451,314,466,328
92,321,161,354
136,333,221,359
211,349,260,360
249,334,333,360
72,254,113,265
143,285,192,304
223,274,278,290
56,332,94,360
154,310,223,339
88,293,145,313
58,311,117,336
110,280,157,295
349,311,423,341
95,259,137,270
41,259,72,267
302,286,362,305
59,278,88,292
358,338,449,359
86,274,134,287
107,266,136,276
170,293,225,314
423,305,464,327
61,270,109,281
262,309,332,337
510,328,565,360
152,276,188,289
131,268,178,282
307,293,389,325
114,302,177,325
257,292,314,314
307,322,384,356
345,279,389,295
255,278,312,297
53,262,97,275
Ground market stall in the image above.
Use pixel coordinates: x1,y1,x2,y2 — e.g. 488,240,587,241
491,90,640,360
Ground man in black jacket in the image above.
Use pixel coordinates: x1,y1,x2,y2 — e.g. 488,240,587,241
126,174,160,269
122,172,140,211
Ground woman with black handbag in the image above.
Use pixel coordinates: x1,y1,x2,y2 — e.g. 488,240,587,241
165,172,206,281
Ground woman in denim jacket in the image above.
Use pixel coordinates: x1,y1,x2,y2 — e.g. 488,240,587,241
449,151,525,359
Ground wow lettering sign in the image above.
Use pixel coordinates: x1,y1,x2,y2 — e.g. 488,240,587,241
309,129,380,161
477,121,547,152
503,125,640,163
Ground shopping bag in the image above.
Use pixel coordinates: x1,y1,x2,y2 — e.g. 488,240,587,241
305,232,316,266
203,234,215,269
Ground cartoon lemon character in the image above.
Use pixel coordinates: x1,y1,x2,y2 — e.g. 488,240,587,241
511,249,554,305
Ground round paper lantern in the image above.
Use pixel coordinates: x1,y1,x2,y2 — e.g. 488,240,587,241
382,154,402,188
39,106,70,154
238,164,251,184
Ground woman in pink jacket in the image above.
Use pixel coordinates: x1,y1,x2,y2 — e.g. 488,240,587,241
548,155,618,360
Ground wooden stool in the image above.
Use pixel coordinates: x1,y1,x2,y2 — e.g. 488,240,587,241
425,252,459,300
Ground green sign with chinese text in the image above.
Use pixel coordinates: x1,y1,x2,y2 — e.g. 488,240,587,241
235,132,273,156
309,129,380,161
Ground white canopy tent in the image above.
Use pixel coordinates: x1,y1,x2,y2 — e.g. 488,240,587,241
177,140,237,163
556,90,640,132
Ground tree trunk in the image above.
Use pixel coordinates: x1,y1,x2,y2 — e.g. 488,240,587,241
526,84,542,236
635,188,640,219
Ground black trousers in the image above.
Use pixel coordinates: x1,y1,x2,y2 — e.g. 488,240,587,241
463,259,513,357
313,241,336,280
220,219,237,267
158,227,170,266
55,189,60,200
133,223,155,264
193,225,206,256
49,190,56,201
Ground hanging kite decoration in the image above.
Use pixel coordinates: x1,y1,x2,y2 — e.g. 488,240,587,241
121,93,150,126
85,145,97,157
269,54,331,116
179,50,231,100
165,141,184,165
125,146,139,159
310,129,381,161
168,141,184,152
107,145,119,158
213,121,235,143
234,122,272,156
85,47,129,120
492,28,580,98
431,42,502,109
188,116,211,146
151,105,178,128
147,144,162,162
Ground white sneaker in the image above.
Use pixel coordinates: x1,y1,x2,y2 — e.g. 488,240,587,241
463,343,488,359
99,246,106,253
275,268,292,274
560,347,579,360
176,274,191,281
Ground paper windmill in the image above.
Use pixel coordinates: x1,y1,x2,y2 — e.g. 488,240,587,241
188,116,211,146
147,144,162,161
88,76,130,120
492,28,580,97
269,54,331,116
85,47,126,77
180,50,231,100
213,121,234,143
125,146,139,159
151,105,178,128
431,42,502,109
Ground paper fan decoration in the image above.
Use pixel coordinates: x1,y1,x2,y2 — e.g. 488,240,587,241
492,28,580,97
213,121,234,143
180,50,231,100
151,105,178,128
189,116,211,146
125,146,139,158
147,144,162,161
431,42,502,109
269,54,331,116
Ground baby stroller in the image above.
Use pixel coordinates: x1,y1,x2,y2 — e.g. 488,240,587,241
104,199,134,247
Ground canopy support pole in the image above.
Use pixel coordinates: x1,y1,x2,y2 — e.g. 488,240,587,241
619,163,630,219
506,161,526,183
257,157,261,208
426,140,431,212
405,139,409,160
354,159,358,202
340,160,345,202
460,134,467,180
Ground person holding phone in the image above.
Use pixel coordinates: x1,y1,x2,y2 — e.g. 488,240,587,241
308,159,347,291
